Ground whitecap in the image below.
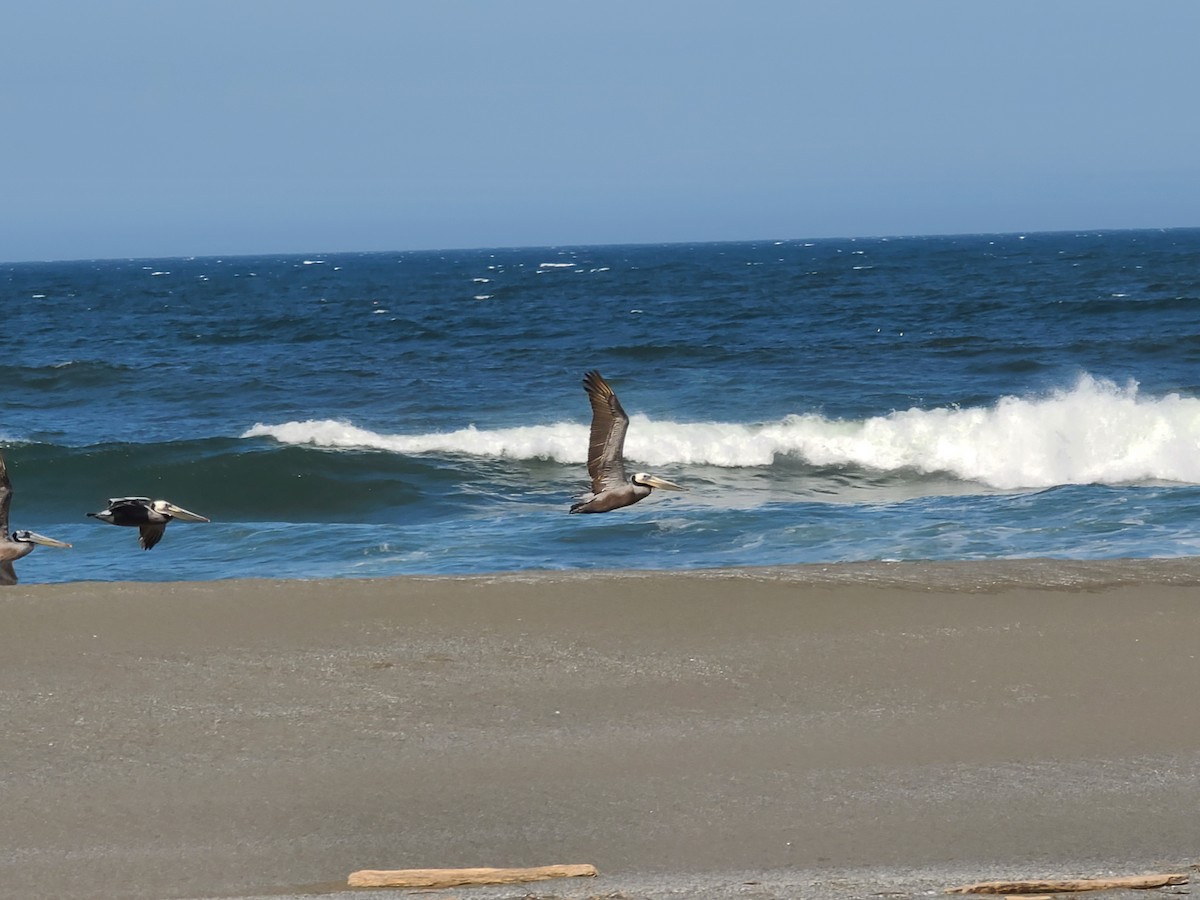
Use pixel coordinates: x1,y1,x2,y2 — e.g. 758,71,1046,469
771,374,1200,489
243,376,1200,491
243,419,588,462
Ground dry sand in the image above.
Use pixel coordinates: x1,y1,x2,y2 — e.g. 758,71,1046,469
2,561,1199,899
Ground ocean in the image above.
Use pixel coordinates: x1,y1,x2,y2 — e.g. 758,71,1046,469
3,228,1200,584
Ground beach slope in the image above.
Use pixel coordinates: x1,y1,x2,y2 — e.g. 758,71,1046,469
2,561,1199,899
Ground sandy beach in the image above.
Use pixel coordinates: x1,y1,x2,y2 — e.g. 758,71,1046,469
3,561,1200,900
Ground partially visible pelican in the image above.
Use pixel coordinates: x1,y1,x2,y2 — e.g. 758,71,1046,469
87,497,210,550
570,370,685,514
0,450,72,585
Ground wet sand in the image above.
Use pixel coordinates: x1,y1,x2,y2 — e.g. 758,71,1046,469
2,561,1200,899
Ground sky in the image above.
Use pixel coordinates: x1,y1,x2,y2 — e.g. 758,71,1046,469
3,1,1199,262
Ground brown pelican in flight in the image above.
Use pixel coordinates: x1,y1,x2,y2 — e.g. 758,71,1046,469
570,370,685,514
0,450,71,585
88,497,210,550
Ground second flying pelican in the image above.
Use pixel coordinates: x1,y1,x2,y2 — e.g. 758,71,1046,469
88,497,210,550
570,370,685,514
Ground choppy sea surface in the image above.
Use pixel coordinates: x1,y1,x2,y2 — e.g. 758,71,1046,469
3,229,1200,584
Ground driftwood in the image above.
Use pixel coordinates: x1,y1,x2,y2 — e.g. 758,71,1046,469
347,863,599,889
946,873,1189,894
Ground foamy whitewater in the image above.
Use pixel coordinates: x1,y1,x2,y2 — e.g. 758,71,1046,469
4,230,1200,583
244,375,1200,489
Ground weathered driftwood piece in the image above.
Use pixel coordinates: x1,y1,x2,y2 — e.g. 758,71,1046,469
347,863,599,889
946,873,1188,894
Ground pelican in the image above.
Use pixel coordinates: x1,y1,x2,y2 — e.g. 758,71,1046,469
0,450,72,585
570,370,685,514
87,497,210,550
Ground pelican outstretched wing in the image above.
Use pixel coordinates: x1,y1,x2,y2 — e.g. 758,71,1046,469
0,451,12,537
107,497,152,508
139,524,166,551
582,370,629,494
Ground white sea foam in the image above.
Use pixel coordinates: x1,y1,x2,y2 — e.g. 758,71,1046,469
244,419,588,462
243,376,1200,489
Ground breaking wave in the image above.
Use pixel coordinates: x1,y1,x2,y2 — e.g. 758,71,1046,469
245,375,1200,490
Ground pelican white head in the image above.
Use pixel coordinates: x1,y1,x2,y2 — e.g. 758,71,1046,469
11,530,72,548
632,473,686,491
151,500,211,522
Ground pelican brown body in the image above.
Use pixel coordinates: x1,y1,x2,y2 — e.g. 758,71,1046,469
570,370,685,514
0,450,72,585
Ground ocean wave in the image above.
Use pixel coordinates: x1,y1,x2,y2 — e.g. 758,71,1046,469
243,418,589,462
1,438,454,526
243,375,1200,489
0,360,138,389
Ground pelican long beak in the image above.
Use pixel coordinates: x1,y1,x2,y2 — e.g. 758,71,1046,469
644,475,686,491
24,532,72,549
164,504,210,523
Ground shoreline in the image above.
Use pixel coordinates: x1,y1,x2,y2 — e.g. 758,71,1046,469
16,552,1200,592
3,561,1199,898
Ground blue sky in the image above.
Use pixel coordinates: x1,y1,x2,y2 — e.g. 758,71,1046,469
3,2,1198,262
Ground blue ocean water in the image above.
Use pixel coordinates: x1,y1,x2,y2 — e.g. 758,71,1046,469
3,229,1200,584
